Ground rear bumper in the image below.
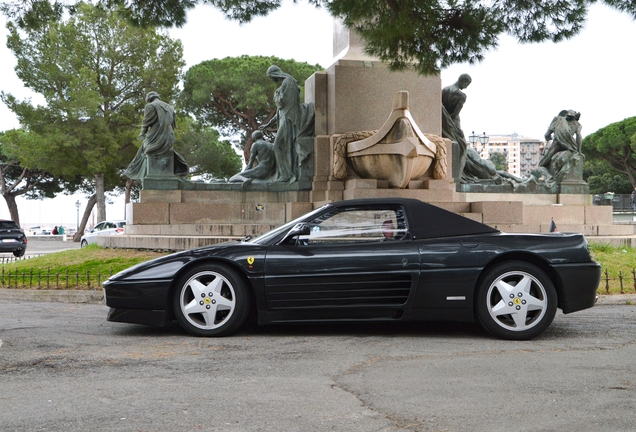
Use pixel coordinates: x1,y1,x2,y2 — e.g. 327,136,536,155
0,242,26,252
554,262,602,314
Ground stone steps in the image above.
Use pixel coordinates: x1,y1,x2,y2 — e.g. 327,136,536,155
125,223,278,237
99,234,239,251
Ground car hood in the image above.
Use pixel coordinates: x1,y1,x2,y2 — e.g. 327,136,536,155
107,240,267,282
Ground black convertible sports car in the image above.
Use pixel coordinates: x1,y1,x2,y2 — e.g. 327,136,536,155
104,198,601,340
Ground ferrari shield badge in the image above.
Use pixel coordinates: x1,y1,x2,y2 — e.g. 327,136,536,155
247,257,255,265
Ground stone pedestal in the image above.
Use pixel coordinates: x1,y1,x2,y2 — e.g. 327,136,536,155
147,154,173,177
142,154,182,189
306,24,441,137
558,153,589,194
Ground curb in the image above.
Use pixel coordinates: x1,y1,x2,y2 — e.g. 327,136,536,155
595,293,636,305
0,288,635,306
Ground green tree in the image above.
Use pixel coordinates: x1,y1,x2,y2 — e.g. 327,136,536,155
1,3,184,236
179,55,321,161
489,151,507,171
3,0,636,74
0,129,66,226
175,119,242,180
583,155,634,195
582,116,636,188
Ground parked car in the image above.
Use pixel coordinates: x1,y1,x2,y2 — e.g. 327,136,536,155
0,220,28,257
80,220,126,247
27,226,51,236
103,198,601,340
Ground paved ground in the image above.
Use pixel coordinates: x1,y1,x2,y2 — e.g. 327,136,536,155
0,300,635,432
25,238,81,255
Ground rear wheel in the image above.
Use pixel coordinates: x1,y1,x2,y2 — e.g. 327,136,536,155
476,261,557,340
173,263,250,337
12,248,25,258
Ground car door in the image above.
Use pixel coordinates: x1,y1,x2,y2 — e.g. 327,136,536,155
263,204,420,321
101,222,116,236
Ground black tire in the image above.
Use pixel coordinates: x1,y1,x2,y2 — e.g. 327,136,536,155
80,240,88,248
476,261,557,340
13,249,25,258
172,263,251,337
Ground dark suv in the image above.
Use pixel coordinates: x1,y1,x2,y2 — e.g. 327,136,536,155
0,220,27,257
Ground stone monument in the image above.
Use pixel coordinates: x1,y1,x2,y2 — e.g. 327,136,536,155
118,22,628,252
124,91,189,188
538,109,588,193
228,130,276,187
257,65,315,184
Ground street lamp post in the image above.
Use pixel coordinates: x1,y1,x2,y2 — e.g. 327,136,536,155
469,131,489,157
75,200,81,230
469,131,478,147
479,132,489,148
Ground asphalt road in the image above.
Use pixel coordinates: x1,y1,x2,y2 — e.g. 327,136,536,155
0,301,635,432
24,238,81,255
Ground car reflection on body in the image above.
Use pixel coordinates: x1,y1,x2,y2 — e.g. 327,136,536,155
103,198,601,340
0,220,27,257
80,220,126,247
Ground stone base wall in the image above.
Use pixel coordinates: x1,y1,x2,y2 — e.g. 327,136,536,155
122,174,634,252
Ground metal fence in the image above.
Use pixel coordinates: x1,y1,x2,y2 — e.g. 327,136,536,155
1,264,634,295
0,254,45,264
600,268,636,295
1,267,114,290
593,193,635,212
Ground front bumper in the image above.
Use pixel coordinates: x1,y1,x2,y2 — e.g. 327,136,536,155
107,307,167,326
103,278,173,326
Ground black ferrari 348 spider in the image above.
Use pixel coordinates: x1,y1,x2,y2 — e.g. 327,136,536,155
103,198,601,340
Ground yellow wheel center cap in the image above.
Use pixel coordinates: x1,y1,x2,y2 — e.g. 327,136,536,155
513,297,521,305
204,297,212,305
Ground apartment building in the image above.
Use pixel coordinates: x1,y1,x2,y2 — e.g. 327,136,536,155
471,133,545,178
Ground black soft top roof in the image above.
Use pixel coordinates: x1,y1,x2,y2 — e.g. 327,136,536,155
327,198,499,240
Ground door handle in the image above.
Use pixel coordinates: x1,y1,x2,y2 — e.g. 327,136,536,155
460,241,480,248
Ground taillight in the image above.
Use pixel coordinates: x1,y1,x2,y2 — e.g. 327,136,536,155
115,227,124,233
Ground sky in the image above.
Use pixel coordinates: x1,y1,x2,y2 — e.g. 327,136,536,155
0,1,635,227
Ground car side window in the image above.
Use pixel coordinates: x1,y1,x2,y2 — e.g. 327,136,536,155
300,207,407,245
94,222,105,231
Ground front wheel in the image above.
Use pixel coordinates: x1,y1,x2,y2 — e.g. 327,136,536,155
80,240,88,248
173,263,251,337
476,261,557,340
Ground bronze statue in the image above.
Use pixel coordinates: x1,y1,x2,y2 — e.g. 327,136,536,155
538,110,583,187
441,74,535,187
442,73,471,132
259,65,314,183
124,92,189,180
441,74,473,181
228,130,276,187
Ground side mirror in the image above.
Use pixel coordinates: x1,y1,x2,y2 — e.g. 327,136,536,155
278,223,311,245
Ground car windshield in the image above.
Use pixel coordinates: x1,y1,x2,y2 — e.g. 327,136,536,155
248,205,330,245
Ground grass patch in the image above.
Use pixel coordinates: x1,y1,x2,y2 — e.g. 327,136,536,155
0,244,169,290
588,242,636,294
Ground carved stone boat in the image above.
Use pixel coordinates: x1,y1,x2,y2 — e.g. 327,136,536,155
347,92,437,188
